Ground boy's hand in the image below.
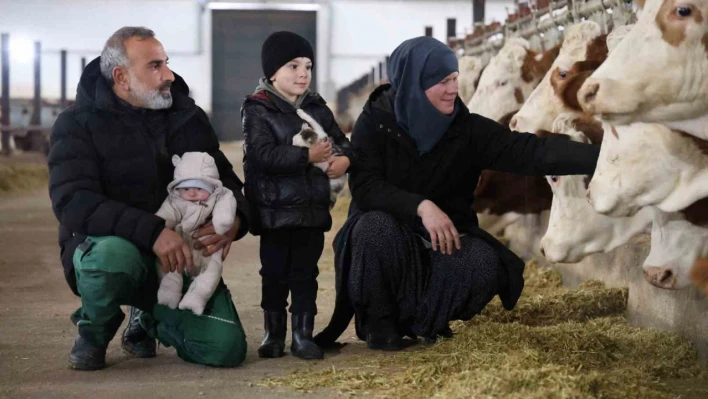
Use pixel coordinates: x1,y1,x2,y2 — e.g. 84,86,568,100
153,228,193,274
327,156,350,179
308,141,332,163
193,216,241,260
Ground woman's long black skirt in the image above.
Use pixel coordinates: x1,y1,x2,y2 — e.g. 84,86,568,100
347,211,503,339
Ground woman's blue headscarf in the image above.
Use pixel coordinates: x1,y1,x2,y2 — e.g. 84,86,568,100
388,37,460,154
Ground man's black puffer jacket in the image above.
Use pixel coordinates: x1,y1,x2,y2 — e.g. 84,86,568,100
48,57,250,295
241,90,354,235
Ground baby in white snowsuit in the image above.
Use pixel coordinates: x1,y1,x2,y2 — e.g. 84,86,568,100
155,152,237,315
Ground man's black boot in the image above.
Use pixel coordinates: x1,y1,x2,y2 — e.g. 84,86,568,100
121,307,156,358
366,315,405,351
258,311,287,358
69,334,107,371
291,313,324,360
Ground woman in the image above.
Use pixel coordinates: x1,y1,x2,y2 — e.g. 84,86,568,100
241,31,353,360
314,37,599,350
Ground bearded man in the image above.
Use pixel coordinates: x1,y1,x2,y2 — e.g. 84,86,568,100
48,27,250,370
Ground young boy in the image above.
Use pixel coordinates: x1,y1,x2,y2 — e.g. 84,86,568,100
241,31,354,360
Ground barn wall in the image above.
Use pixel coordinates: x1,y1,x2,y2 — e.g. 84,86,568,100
540,234,708,364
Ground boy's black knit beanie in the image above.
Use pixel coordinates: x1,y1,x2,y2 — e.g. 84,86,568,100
261,31,315,80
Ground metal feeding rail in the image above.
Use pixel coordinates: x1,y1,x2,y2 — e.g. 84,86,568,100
462,0,635,57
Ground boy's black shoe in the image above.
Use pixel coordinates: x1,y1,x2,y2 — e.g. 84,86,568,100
291,313,324,360
69,335,107,371
258,311,287,358
121,307,156,358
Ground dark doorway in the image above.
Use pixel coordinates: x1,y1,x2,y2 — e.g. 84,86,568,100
212,9,317,141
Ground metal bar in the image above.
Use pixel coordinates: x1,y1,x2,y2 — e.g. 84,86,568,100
81,57,86,72
378,62,383,82
1,33,10,155
425,26,433,37
60,49,67,109
33,41,41,127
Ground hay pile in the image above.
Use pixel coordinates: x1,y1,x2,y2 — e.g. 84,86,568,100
0,162,48,194
265,262,707,398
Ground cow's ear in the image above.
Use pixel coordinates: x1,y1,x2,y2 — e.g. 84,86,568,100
172,154,181,167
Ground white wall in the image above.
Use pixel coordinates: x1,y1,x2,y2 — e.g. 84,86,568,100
0,0,515,113
329,0,514,91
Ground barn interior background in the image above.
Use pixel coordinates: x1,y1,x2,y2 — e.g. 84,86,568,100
0,1,706,398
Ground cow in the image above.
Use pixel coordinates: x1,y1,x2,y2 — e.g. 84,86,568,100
539,114,654,263
510,21,609,134
643,199,708,290
578,0,708,140
586,122,708,217
457,55,485,104
691,257,708,294
540,116,708,292
467,37,560,123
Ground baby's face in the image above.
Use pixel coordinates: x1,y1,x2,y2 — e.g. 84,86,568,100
178,187,210,202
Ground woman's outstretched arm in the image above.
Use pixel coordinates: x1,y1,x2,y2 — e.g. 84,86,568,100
468,113,599,176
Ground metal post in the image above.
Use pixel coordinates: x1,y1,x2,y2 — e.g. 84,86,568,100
60,49,67,109
81,57,86,72
447,18,457,40
1,33,10,155
32,42,41,127
425,26,433,37
378,62,383,82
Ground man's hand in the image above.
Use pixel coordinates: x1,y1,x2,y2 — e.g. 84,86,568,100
308,141,332,163
153,228,193,274
193,216,241,260
327,156,350,179
417,200,461,255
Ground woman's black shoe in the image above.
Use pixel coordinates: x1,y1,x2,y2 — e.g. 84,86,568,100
291,313,324,360
258,311,287,358
424,325,454,344
366,315,405,351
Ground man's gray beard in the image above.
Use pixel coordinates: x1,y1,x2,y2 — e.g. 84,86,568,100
129,79,173,110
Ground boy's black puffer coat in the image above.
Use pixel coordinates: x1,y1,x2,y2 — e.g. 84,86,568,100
241,90,354,235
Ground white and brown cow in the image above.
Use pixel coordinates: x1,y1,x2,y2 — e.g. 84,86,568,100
467,38,560,123
691,257,708,294
539,114,654,263
587,122,708,216
643,199,708,290
510,21,609,134
457,55,486,104
579,0,708,139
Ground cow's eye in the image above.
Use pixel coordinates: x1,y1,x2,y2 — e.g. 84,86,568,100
559,71,567,79
675,6,692,17
499,80,508,87
550,176,559,183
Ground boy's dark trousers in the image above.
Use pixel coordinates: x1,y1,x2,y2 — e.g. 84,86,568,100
259,228,325,314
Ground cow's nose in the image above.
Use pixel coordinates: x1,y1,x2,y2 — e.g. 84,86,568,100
509,115,519,130
643,266,677,290
579,81,600,108
586,188,593,205
539,245,546,258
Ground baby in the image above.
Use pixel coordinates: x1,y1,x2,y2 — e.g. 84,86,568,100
155,152,237,315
